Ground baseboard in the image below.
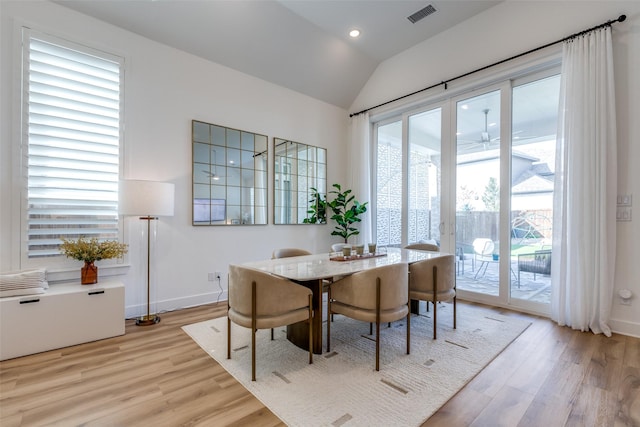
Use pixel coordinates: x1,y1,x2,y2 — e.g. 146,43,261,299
609,318,640,338
124,293,639,339
125,290,227,319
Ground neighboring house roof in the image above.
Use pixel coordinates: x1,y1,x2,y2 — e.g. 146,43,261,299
531,162,554,177
512,171,554,195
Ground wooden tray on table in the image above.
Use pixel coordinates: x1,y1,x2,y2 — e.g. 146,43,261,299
329,252,387,262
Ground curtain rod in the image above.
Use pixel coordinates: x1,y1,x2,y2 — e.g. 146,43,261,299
349,14,626,118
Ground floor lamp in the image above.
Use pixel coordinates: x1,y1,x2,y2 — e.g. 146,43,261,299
119,179,175,326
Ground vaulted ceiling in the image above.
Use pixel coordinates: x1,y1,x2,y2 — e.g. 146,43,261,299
53,0,501,109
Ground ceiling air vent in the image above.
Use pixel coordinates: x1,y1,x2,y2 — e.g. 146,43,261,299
407,4,437,24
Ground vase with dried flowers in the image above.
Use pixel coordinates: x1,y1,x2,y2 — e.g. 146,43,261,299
60,237,128,284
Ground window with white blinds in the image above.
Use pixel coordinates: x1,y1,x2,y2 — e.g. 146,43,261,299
23,30,123,260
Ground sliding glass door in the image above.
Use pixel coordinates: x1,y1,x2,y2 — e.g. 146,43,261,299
375,106,444,249
375,120,403,247
408,108,442,246
509,73,560,308
454,89,502,297
373,70,559,314
454,76,558,311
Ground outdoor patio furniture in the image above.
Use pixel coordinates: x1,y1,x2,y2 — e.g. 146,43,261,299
472,238,495,279
456,246,474,275
517,249,552,286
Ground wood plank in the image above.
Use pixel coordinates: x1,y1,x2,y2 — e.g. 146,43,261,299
469,385,535,427
1,301,638,427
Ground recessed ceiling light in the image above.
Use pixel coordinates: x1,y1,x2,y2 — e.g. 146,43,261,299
349,29,360,38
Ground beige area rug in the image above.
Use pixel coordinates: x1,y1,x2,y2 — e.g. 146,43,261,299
182,303,531,427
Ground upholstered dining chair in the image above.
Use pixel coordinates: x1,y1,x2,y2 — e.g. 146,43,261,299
327,263,410,371
408,254,456,339
271,248,312,259
405,242,440,252
271,247,334,321
227,265,313,381
404,243,440,314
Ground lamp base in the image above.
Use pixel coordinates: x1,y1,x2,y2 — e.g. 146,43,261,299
136,314,161,326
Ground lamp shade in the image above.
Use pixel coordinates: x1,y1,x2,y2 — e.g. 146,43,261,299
119,180,175,217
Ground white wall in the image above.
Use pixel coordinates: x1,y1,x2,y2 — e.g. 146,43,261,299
0,1,348,317
352,1,640,337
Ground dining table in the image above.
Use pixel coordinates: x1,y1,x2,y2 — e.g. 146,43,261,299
240,247,452,354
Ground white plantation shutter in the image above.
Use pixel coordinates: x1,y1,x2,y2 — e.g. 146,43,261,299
23,30,123,259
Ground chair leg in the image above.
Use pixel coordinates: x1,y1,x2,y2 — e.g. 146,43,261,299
433,265,438,340
271,328,274,340
406,299,411,355
375,277,381,371
308,294,313,364
453,295,457,330
251,327,256,382
227,316,231,359
433,297,437,340
251,281,257,381
376,320,380,371
326,287,331,352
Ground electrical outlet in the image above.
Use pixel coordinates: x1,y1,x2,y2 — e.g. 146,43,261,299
207,272,215,282
215,271,222,280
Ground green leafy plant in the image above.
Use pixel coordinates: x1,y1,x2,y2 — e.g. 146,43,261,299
303,187,327,224
60,237,128,263
326,183,368,243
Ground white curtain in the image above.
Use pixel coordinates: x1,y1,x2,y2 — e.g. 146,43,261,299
551,27,617,336
348,112,373,245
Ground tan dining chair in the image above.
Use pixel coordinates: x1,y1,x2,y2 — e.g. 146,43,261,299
227,265,313,381
327,263,410,371
404,243,439,313
271,247,334,322
405,242,439,252
408,254,456,339
271,248,312,259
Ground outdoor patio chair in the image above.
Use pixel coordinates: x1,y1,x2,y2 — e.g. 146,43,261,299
456,245,475,275
472,238,495,279
517,249,552,286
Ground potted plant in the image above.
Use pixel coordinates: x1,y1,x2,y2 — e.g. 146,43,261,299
60,237,128,284
326,183,368,243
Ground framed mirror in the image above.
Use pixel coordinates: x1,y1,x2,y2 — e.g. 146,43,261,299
192,120,268,225
273,138,327,224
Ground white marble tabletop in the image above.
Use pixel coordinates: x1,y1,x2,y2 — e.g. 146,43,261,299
239,247,451,281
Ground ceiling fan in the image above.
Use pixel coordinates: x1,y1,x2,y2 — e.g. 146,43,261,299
458,108,500,152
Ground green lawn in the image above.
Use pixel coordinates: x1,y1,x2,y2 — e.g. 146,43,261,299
510,243,549,256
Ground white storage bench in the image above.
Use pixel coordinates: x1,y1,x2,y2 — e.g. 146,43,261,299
0,280,125,361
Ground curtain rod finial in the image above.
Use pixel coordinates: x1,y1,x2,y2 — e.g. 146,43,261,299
619,14,626,22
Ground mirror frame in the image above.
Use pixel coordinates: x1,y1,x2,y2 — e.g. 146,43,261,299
192,120,268,225
273,137,327,224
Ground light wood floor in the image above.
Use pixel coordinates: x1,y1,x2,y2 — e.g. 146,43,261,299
1,301,638,426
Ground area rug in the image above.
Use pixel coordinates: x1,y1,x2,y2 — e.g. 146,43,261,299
182,303,531,427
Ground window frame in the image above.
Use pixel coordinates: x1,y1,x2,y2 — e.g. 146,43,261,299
370,49,562,250
17,27,127,279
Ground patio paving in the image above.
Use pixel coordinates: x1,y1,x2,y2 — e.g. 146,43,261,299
456,257,551,304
